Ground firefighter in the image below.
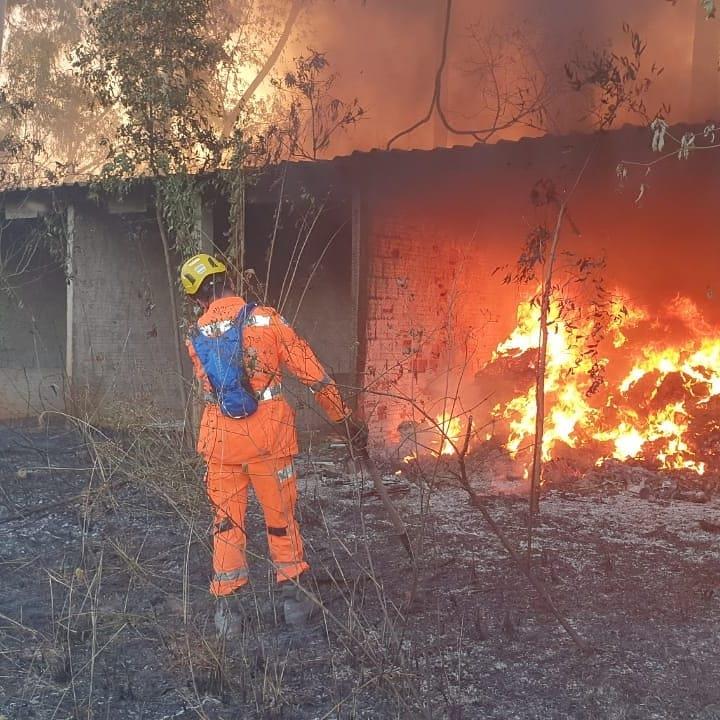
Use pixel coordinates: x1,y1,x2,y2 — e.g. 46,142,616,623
180,253,367,633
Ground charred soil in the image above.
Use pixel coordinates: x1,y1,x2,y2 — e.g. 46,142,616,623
1,422,719,720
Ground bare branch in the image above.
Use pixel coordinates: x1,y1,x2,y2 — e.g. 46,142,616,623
386,0,548,149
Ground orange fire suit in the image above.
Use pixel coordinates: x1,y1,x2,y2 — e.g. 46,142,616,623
187,296,349,597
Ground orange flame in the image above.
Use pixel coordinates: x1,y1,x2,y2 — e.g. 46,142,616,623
436,412,463,456
489,292,716,476
494,297,597,462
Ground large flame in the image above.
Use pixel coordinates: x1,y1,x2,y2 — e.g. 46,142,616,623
491,297,598,462
487,292,719,476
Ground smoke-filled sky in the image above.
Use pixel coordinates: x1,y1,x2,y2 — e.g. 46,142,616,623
2,0,717,177
286,0,718,154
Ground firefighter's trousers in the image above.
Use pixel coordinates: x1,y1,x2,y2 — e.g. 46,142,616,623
206,456,309,597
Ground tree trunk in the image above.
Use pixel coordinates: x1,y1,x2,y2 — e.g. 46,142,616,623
527,206,564,564
229,170,245,294
155,200,191,447
526,152,593,563
222,0,304,137
432,0,450,149
0,0,7,68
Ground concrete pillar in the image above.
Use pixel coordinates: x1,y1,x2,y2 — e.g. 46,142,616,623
65,204,75,385
193,192,214,252
351,182,370,403
690,3,720,122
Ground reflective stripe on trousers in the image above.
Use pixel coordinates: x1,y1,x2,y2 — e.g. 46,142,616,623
205,456,308,596
277,464,294,482
213,567,249,584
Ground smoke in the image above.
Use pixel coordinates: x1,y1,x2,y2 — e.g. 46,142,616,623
285,0,716,155
3,0,717,180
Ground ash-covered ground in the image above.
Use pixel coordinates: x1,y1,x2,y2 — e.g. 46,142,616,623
1,421,719,720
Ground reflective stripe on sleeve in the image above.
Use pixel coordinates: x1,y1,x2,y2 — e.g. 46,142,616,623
257,384,282,402
247,314,272,327
199,320,234,337
309,375,332,394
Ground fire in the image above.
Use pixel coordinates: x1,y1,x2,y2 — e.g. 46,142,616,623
620,339,720,404
608,297,647,348
492,297,597,462
604,422,645,460
436,412,463,456
397,291,717,480
487,291,719,477
594,402,704,474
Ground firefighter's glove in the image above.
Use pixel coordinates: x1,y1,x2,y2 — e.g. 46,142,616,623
339,415,369,455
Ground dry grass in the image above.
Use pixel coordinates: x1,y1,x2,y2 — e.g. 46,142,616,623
2,411,720,719
0,410,440,719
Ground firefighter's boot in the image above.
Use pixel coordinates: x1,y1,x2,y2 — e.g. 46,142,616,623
214,594,247,639
281,577,318,627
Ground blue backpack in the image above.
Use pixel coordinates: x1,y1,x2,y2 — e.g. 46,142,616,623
190,303,258,419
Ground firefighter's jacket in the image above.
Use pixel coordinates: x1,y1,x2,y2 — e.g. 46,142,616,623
187,296,348,464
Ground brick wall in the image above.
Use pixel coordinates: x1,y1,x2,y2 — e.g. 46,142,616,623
363,210,522,447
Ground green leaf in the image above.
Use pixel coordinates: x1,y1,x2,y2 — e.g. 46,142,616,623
701,0,716,19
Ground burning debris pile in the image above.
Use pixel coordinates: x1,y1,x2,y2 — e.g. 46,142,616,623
394,291,720,499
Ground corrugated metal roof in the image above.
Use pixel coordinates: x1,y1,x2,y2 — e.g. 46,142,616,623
0,123,671,197
334,123,663,163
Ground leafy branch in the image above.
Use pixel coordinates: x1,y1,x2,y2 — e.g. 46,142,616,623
257,50,364,162
564,24,666,130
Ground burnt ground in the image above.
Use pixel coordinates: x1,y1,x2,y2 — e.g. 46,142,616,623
1,421,720,720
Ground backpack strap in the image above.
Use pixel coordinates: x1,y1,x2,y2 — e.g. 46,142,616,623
236,302,258,327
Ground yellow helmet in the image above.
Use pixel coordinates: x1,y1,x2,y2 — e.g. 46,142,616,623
180,253,227,295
